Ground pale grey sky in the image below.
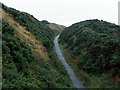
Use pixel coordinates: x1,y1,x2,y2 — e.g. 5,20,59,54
1,0,120,26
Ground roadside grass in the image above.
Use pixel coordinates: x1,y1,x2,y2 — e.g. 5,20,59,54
59,43,118,88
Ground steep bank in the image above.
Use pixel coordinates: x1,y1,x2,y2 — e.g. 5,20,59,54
2,4,73,88
59,19,120,88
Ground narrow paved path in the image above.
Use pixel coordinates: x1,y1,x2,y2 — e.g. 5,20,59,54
54,35,86,89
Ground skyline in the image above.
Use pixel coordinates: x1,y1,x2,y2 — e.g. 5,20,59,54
1,0,120,26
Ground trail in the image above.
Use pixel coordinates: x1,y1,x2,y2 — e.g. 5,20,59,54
54,35,86,89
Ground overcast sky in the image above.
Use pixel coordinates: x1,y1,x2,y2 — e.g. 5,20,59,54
1,0,120,26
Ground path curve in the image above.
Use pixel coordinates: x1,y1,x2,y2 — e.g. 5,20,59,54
54,35,86,89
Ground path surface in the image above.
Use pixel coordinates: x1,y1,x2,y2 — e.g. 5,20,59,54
54,35,86,89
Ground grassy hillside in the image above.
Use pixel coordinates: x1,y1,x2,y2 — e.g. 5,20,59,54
41,20,66,33
2,5,56,51
2,4,73,88
59,19,120,88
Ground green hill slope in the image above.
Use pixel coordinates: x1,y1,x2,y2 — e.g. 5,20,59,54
2,4,73,88
59,19,120,88
41,20,66,33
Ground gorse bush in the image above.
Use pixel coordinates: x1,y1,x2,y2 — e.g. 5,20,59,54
2,19,35,88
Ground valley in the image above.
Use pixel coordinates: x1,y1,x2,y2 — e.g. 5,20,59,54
1,3,120,89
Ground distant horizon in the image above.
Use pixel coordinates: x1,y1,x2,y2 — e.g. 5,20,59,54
1,0,120,26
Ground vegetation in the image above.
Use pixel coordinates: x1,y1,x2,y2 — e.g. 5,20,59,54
2,4,73,88
2,4,57,51
59,19,120,88
41,20,65,35
2,3,120,88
